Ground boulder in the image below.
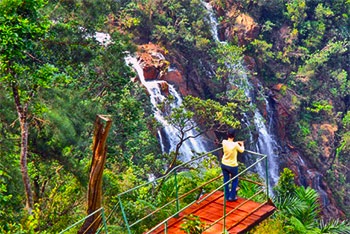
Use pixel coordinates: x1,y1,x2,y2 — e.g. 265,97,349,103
137,43,169,80
219,9,260,45
158,81,169,96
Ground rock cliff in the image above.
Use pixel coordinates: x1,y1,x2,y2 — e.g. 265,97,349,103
128,1,347,220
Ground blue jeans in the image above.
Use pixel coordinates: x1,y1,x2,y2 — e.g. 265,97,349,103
221,163,238,200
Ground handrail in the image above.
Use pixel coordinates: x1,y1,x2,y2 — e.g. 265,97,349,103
60,147,270,233
117,147,222,232
59,207,107,234
132,150,268,233
244,149,267,157
197,154,266,204
150,153,267,233
144,199,198,234
117,147,222,197
239,177,264,186
128,175,222,228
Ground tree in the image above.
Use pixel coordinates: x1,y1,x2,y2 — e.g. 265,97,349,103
164,95,241,170
78,115,112,234
0,0,66,213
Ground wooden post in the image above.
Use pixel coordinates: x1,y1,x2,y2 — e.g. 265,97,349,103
78,115,112,234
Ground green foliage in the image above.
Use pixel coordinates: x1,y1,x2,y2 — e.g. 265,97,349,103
30,163,85,233
0,0,148,231
118,0,213,53
297,40,347,80
153,0,212,50
0,0,50,60
250,39,275,62
0,151,23,229
201,166,222,192
306,100,333,115
274,170,321,230
272,168,350,233
342,111,350,130
273,168,297,197
0,169,12,220
296,120,311,138
300,20,326,50
111,87,161,168
234,168,266,203
331,69,350,97
318,219,350,234
0,0,64,100
181,95,241,130
180,214,207,234
214,43,245,81
285,0,307,28
249,217,285,234
261,21,276,33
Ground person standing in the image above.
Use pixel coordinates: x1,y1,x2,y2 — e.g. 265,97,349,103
221,128,245,201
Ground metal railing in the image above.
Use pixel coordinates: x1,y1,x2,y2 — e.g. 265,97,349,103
60,148,269,233
59,207,108,234
118,147,223,233
118,148,269,233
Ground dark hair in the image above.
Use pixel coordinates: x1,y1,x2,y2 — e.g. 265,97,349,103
227,128,236,138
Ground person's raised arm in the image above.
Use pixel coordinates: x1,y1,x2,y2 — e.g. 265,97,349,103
236,141,245,153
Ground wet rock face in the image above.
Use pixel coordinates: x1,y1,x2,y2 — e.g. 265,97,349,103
136,43,201,97
214,5,260,45
286,149,345,219
269,84,300,143
311,123,338,164
158,81,169,96
137,43,169,81
268,83,345,218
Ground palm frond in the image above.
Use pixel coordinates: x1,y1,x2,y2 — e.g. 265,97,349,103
293,186,320,227
318,219,350,234
273,193,307,216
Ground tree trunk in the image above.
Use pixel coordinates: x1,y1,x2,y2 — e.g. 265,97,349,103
20,117,34,212
78,115,112,234
12,85,34,213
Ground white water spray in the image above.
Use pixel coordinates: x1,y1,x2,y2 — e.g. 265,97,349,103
125,56,209,161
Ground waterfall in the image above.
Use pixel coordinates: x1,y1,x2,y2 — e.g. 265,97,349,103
203,2,280,189
125,56,209,161
202,2,220,42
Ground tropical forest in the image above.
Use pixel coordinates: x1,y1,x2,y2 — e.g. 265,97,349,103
0,0,349,233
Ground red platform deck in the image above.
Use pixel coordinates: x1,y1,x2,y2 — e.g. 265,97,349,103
148,191,275,234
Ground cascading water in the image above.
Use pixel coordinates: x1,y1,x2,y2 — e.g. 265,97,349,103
203,2,280,189
202,2,220,42
125,56,209,162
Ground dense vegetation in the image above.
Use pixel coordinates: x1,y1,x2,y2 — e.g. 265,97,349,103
0,0,349,233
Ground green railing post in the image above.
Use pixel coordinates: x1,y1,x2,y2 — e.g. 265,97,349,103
118,195,131,234
101,208,108,234
265,155,269,201
223,186,226,233
165,220,168,234
96,208,108,234
174,171,180,214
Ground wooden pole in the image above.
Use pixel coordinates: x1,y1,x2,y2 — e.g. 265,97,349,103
78,115,112,234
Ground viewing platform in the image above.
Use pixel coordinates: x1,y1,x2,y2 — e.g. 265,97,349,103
60,148,276,234
149,191,275,234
